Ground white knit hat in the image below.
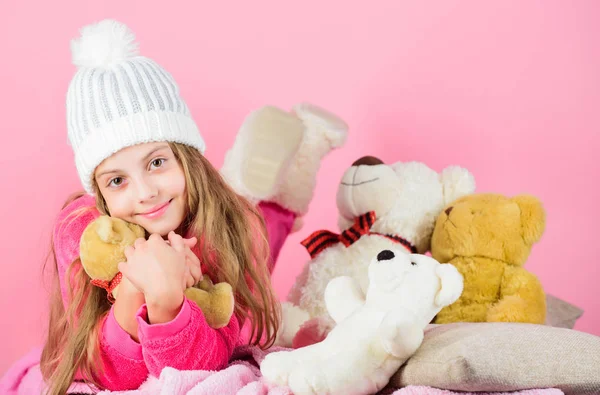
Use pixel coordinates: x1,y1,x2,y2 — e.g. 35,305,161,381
67,19,206,194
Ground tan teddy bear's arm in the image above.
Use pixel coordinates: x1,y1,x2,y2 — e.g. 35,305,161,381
487,266,546,324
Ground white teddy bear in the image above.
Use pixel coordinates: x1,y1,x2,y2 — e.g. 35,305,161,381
278,157,475,347
261,248,464,395
221,103,349,231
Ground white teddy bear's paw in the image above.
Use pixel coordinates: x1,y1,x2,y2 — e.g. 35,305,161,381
260,351,296,387
379,311,424,359
288,364,326,395
291,102,348,149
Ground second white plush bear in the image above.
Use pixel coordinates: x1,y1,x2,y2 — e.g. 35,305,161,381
261,248,464,395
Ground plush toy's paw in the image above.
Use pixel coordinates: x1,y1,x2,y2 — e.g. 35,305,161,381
379,311,424,359
185,279,234,329
261,351,296,387
288,364,326,395
324,275,365,324
270,103,349,218
487,295,546,324
239,106,305,199
291,102,349,149
221,106,304,201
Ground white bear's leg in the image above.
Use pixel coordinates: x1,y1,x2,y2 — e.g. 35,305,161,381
261,351,293,386
288,351,379,395
288,363,326,395
260,344,319,386
220,106,304,201
270,103,348,231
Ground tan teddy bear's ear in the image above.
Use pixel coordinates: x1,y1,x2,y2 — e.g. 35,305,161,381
512,195,546,245
95,215,123,243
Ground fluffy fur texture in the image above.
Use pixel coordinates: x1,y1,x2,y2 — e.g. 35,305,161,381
221,103,348,232
277,160,475,346
80,215,235,328
431,193,547,324
261,249,463,395
71,19,139,69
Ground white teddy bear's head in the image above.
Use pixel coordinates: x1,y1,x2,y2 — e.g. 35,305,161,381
336,156,476,253
366,248,464,326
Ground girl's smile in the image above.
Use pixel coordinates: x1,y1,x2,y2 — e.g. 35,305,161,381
137,199,173,219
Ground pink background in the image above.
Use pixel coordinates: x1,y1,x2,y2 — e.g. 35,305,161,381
1,0,598,376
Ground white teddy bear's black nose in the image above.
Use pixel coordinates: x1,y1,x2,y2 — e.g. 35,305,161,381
377,250,395,261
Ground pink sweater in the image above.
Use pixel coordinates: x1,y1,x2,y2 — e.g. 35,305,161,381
53,195,294,391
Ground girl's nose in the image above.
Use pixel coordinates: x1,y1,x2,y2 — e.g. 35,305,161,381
136,180,158,202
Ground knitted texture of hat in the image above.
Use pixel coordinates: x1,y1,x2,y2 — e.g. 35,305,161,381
66,19,205,194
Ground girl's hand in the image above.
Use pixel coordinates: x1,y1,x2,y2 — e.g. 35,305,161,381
178,235,202,287
118,233,188,322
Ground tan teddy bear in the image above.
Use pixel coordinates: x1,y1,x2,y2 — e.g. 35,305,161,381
79,215,234,329
431,193,547,324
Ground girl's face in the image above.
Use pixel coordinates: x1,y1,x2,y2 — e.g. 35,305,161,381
94,142,187,236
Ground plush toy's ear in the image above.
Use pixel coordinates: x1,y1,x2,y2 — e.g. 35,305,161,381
434,264,464,307
512,194,546,245
439,166,476,206
95,216,123,243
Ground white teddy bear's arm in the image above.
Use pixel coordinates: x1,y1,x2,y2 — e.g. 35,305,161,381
324,276,365,324
378,310,424,360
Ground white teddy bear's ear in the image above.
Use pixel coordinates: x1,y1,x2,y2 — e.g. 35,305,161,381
434,264,464,307
439,166,476,206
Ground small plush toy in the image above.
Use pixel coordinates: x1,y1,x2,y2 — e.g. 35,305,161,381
79,215,235,329
261,248,464,395
431,193,547,324
221,103,349,233
276,159,475,346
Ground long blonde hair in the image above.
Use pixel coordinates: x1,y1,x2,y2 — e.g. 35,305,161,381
41,143,280,394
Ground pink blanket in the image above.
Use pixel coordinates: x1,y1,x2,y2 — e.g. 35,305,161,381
0,346,563,395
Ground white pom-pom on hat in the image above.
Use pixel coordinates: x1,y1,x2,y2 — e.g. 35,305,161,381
70,19,139,69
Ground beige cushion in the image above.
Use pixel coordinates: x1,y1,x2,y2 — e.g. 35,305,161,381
545,294,584,329
390,323,600,394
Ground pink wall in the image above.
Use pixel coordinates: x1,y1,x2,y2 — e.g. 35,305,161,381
1,0,598,376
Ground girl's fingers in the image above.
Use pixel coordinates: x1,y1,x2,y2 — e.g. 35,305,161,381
185,267,195,288
117,261,129,277
168,231,185,253
124,246,134,260
185,247,201,267
183,237,198,249
187,259,202,283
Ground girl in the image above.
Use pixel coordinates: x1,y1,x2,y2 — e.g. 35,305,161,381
34,19,348,395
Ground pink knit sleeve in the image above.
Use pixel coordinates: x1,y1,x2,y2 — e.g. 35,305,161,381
135,298,240,376
94,310,148,390
53,195,148,391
